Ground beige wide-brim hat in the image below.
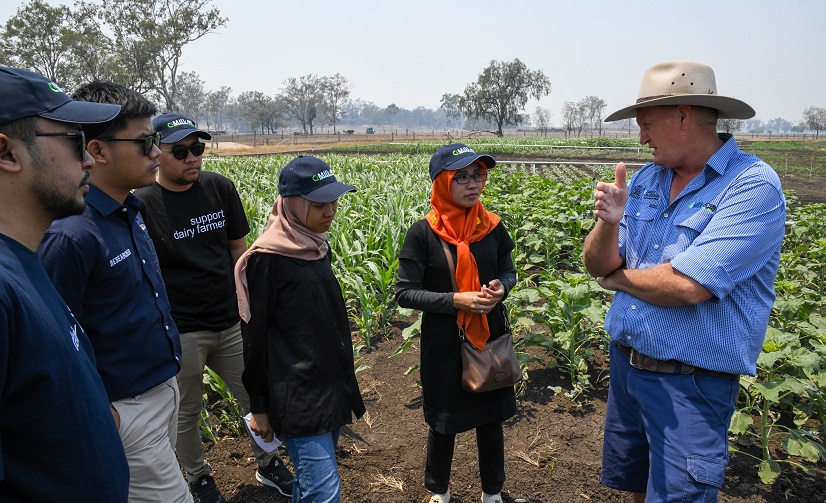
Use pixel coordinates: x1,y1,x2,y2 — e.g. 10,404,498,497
604,61,756,122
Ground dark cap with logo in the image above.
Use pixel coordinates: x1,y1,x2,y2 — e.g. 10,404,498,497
429,143,496,181
153,112,212,143
0,66,120,130
278,155,357,203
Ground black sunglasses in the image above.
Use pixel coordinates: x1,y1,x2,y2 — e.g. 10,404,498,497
99,133,161,156
34,130,87,161
163,141,206,160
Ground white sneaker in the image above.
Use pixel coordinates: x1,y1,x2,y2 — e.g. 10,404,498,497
481,493,503,503
429,491,450,503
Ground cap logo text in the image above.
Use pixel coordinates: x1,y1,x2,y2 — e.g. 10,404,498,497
47,82,62,93
312,169,334,182
167,119,195,128
453,147,474,155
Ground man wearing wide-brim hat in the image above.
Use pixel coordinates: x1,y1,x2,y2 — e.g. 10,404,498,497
583,61,786,502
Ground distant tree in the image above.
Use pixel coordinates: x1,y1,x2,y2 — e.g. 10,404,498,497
0,0,85,88
580,96,607,136
718,118,743,134
236,91,272,135
281,74,323,134
174,71,206,121
744,118,764,134
205,86,232,132
458,58,552,137
440,93,463,128
766,117,793,134
320,73,351,134
384,103,400,127
261,97,286,134
562,101,583,137
791,122,808,134
98,0,227,111
533,107,552,136
803,106,826,138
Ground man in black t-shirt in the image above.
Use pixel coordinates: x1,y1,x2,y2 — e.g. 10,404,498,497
135,113,293,503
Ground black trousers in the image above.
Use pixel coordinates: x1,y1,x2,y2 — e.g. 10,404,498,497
425,421,505,495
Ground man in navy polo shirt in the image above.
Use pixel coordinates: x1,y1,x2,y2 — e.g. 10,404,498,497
37,82,192,503
0,67,129,501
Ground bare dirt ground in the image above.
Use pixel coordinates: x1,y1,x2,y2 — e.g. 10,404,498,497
207,334,825,503
203,139,824,502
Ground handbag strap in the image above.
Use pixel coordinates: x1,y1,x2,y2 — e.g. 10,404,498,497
439,238,458,293
439,238,467,340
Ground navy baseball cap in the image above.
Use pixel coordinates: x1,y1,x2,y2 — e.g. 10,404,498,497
428,143,496,181
0,66,120,128
278,156,357,203
153,112,212,143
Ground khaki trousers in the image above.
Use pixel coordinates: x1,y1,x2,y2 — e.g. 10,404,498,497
112,377,193,503
176,322,275,482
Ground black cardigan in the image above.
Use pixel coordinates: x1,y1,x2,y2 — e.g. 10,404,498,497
396,220,517,434
241,250,365,437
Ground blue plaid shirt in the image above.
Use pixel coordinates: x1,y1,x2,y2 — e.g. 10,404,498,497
605,135,786,375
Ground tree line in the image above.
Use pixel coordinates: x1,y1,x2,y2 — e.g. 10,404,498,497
2,0,823,138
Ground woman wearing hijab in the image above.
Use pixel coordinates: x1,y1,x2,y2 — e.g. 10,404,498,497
396,143,518,503
235,155,366,503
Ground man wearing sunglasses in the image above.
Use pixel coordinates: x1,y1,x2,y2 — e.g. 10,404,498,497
37,83,192,503
134,113,294,502
0,67,129,502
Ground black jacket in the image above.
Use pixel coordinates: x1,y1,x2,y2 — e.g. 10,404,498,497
242,250,365,437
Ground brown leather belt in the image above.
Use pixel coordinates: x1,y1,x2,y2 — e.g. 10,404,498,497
617,343,738,380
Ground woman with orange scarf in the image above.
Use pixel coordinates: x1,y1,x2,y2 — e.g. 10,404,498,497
396,143,517,503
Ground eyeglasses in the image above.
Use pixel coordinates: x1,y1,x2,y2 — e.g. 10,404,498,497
99,133,161,156
163,141,205,160
34,131,87,161
453,172,488,184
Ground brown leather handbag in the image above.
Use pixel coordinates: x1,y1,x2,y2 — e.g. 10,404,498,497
439,238,521,393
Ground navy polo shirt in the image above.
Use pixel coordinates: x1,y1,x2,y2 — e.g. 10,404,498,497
38,185,181,401
1,234,128,501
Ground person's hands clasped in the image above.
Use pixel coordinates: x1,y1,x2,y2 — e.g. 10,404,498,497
593,162,629,224
454,279,505,314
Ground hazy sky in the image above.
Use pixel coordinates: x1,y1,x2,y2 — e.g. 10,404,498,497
2,0,824,124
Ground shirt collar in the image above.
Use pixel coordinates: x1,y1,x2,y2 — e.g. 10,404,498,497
86,184,142,217
704,133,738,176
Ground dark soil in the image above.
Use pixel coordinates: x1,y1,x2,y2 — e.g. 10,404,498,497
204,160,824,502
207,326,825,503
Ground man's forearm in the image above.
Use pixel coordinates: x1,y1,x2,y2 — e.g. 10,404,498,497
583,219,623,278
598,263,713,306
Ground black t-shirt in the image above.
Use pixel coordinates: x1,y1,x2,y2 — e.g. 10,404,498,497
135,170,250,332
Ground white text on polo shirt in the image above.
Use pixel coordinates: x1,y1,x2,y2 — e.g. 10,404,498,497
110,248,132,267
174,210,226,240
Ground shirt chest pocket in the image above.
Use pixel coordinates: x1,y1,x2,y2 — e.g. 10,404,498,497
624,197,660,222
675,208,713,234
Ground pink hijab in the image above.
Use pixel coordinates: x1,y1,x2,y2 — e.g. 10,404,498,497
234,195,328,322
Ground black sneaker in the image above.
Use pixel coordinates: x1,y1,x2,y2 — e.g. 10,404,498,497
190,474,226,503
256,456,294,497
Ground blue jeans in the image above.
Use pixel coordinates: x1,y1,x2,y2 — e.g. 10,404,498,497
283,428,342,503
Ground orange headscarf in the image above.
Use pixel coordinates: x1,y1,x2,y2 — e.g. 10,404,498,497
426,168,500,349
